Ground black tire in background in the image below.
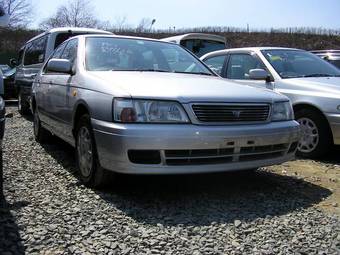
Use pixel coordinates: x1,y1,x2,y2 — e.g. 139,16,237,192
295,108,333,158
75,114,112,188
18,92,30,115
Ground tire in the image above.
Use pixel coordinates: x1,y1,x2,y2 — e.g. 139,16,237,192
0,149,4,205
18,92,30,115
75,114,112,188
295,108,333,158
33,109,51,143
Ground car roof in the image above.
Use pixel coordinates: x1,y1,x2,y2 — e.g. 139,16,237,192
161,33,226,44
200,47,303,59
26,27,112,44
71,34,176,44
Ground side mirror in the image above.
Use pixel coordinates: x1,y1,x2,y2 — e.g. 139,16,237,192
9,58,17,67
46,59,73,74
249,68,272,82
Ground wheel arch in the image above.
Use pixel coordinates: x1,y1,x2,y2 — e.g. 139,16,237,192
72,100,91,138
293,102,333,140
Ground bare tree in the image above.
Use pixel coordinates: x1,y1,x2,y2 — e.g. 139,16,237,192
39,0,99,29
0,0,33,28
136,18,153,33
113,15,131,32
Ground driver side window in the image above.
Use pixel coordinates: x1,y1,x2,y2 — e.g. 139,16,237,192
226,53,266,79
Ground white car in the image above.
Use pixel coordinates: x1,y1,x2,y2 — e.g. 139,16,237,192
162,33,227,57
201,47,340,158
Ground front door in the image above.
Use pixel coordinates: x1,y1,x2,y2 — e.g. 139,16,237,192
223,53,275,91
49,39,78,140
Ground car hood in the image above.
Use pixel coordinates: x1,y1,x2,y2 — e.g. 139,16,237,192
282,77,340,96
89,72,286,103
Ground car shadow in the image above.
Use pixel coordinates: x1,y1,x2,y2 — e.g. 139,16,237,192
41,137,332,227
314,145,340,165
1,151,26,254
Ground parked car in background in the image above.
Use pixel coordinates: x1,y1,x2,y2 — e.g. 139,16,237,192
311,50,340,69
0,4,8,199
201,47,340,158
12,27,112,114
161,33,227,57
32,35,300,188
2,66,17,99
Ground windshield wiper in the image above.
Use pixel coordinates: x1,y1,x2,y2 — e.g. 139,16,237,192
139,69,170,73
302,74,333,77
111,69,170,72
173,71,213,76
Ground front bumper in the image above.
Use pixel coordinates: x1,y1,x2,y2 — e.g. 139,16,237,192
326,113,340,144
92,119,300,175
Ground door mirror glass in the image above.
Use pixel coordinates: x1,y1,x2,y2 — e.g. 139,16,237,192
46,59,72,74
249,69,269,80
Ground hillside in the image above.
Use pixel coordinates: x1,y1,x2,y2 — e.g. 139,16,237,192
1,28,340,64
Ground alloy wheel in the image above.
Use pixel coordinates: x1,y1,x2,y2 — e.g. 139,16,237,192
297,117,319,153
77,126,93,178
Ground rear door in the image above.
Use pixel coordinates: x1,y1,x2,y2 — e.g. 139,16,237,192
17,35,48,93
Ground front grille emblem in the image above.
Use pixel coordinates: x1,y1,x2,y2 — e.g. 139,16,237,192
232,110,241,118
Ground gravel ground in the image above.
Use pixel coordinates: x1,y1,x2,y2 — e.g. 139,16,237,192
1,105,340,255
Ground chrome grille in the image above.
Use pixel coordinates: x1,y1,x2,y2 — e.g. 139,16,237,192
192,104,270,123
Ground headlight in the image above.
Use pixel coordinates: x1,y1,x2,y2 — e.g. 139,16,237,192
271,101,294,121
113,98,190,123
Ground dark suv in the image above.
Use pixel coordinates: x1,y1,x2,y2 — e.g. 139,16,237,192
12,27,111,114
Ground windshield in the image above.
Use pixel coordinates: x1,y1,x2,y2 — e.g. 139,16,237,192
86,37,213,75
261,49,340,78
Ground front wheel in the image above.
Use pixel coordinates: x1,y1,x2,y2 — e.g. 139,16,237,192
75,114,112,188
295,108,333,158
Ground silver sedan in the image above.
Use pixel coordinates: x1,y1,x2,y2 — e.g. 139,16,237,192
32,35,300,188
201,47,340,158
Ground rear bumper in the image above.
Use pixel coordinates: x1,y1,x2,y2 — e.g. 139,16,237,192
92,119,300,175
326,113,340,144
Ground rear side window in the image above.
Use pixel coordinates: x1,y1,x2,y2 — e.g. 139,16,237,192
181,39,226,57
24,35,48,66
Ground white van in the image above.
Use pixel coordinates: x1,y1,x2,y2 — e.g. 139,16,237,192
161,33,227,57
13,27,112,114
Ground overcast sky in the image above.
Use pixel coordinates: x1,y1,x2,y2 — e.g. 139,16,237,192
31,0,340,30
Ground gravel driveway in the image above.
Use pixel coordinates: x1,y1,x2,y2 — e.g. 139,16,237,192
1,105,340,255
